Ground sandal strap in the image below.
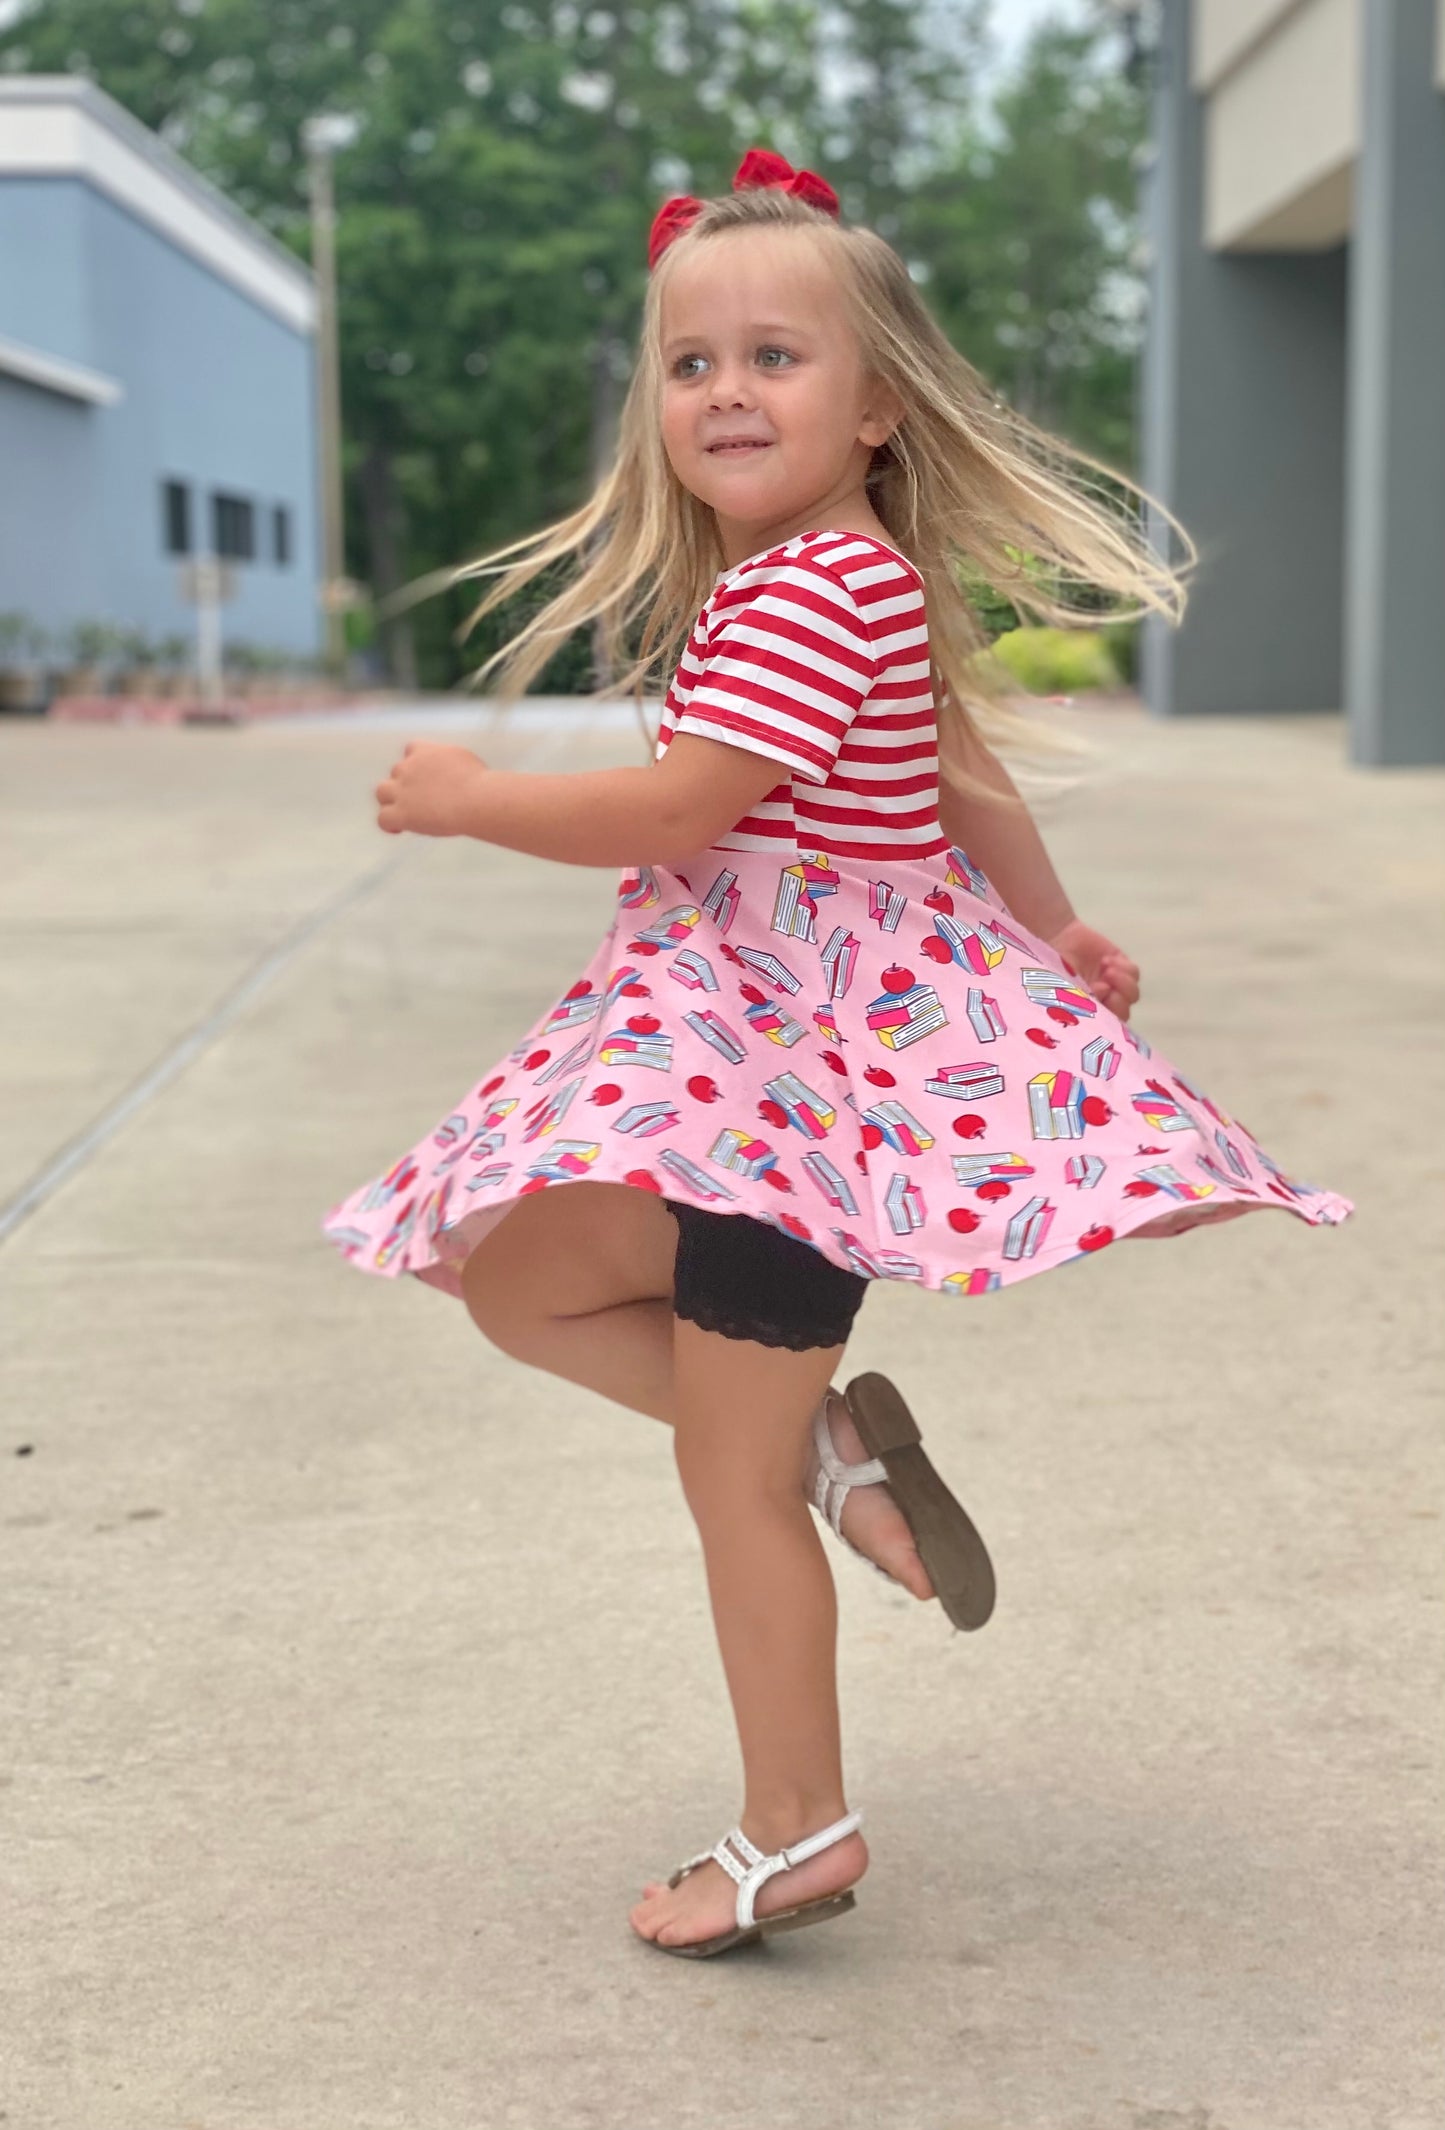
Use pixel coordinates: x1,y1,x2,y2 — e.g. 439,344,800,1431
675,1809,865,1932
810,1399,888,1537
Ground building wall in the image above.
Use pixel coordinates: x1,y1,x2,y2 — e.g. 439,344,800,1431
0,174,320,659
0,371,99,621
1197,0,1359,249
0,175,92,358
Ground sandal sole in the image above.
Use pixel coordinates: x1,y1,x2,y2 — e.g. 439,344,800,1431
650,1889,857,1959
844,1371,996,1632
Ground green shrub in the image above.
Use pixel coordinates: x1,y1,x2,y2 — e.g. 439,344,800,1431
1099,616,1140,684
988,626,1119,696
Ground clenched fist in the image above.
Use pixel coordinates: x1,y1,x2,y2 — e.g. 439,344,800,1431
375,740,487,838
1047,916,1141,1020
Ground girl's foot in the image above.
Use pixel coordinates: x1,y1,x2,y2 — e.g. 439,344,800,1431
630,1815,869,1949
804,1388,935,1601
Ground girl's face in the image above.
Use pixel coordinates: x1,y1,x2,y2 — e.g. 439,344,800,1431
658,228,900,551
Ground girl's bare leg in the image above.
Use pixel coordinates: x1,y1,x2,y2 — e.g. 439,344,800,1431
458,1181,931,1596
628,1321,868,1949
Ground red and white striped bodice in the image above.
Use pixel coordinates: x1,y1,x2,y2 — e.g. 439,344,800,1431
655,527,948,863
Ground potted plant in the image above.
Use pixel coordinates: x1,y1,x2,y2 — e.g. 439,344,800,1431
150,635,190,699
0,612,49,712
55,619,122,697
115,626,161,698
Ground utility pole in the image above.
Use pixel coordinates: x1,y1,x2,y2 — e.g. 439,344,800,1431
304,116,352,675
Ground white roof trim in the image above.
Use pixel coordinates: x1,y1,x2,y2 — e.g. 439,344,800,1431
0,328,123,404
0,77,318,335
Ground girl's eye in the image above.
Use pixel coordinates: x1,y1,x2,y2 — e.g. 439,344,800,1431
670,346,797,378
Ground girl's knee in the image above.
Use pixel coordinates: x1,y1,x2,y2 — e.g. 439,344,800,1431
671,1406,810,1522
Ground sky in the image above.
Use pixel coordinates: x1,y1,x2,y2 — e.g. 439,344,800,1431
983,0,1099,79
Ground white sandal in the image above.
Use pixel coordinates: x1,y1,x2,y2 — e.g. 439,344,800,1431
809,1377,997,1633
809,1396,898,1590
650,1808,864,1959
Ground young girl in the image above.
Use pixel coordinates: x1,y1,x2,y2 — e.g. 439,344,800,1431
321,148,1354,1960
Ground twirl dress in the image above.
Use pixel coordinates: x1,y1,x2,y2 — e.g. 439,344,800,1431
320,528,1354,1300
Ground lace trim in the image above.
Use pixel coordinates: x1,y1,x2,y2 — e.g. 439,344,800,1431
671,1298,857,1352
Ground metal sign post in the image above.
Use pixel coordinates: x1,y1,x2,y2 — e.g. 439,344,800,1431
177,555,237,706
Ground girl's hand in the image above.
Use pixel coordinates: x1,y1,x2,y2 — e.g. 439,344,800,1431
1046,916,1141,1021
375,741,487,838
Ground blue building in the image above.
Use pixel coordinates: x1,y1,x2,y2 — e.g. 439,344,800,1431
0,75,321,660
1139,0,1445,765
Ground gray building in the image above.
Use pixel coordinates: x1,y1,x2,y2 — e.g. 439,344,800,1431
0,76,321,661
1140,0,1445,764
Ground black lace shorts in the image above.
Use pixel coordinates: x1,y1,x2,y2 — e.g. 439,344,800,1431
663,1198,869,1352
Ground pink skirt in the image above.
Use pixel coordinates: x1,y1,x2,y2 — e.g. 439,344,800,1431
320,841,1354,1300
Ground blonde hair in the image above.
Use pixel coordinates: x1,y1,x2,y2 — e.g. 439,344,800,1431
436,183,1197,807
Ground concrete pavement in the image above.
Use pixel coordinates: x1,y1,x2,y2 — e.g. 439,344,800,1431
1,698,1441,2130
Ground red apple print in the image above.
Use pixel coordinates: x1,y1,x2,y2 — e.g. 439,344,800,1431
620,981,650,997
855,1151,870,1173
524,1049,550,1070
947,1207,981,1234
864,1065,896,1088
920,936,952,964
861,1123,883,1151
762,1167,792,1192
565,980,591,1000
1124,1179,1160,1197
778,1215,812,1241
1060,956,1078,975
976,1179,1012,1202
820,1051,847,1076
625,1169,663,1194
1266,1180,1296,1202
626,1014,661,1035
1136,1144,1165,1155
1078,1225,1114,1251
519,1176,550,1195
720,944,742,965
1025,1027,1058,1049
588,1083,623,1105
686,1075,720,1103
739,983,766,1005
676,875,691,892
951,1114,987,1139
1046,1005,1078,1026
881,964,914,993
1080,1096,1113,1126
632,940,661,957
924,890,954,914
479,1076,504,1097
759,1099,788,1128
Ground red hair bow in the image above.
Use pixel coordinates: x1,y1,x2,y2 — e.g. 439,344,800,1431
647,146,841,270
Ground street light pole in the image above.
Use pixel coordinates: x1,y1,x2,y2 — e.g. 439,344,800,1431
306,121,348,675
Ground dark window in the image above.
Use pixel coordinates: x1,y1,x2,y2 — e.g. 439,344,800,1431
211,491,255,562
162,479,191,555
272,504,292,567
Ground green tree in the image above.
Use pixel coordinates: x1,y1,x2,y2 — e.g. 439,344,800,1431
2,0,1148,684
900,4,1149,472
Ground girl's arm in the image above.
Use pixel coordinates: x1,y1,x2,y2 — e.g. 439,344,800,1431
938,721,1142,1020
375,732,787,868
935,722,1075,941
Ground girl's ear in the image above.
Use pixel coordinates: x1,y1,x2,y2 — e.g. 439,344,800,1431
858,375,905,449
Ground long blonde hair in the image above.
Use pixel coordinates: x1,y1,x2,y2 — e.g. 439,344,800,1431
438,182,1196,806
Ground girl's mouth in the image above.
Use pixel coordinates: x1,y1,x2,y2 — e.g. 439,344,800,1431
706,441,773,454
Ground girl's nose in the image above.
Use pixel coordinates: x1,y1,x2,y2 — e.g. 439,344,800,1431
706,368,755,410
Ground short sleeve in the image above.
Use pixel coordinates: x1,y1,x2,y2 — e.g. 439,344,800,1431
673,559,878,785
